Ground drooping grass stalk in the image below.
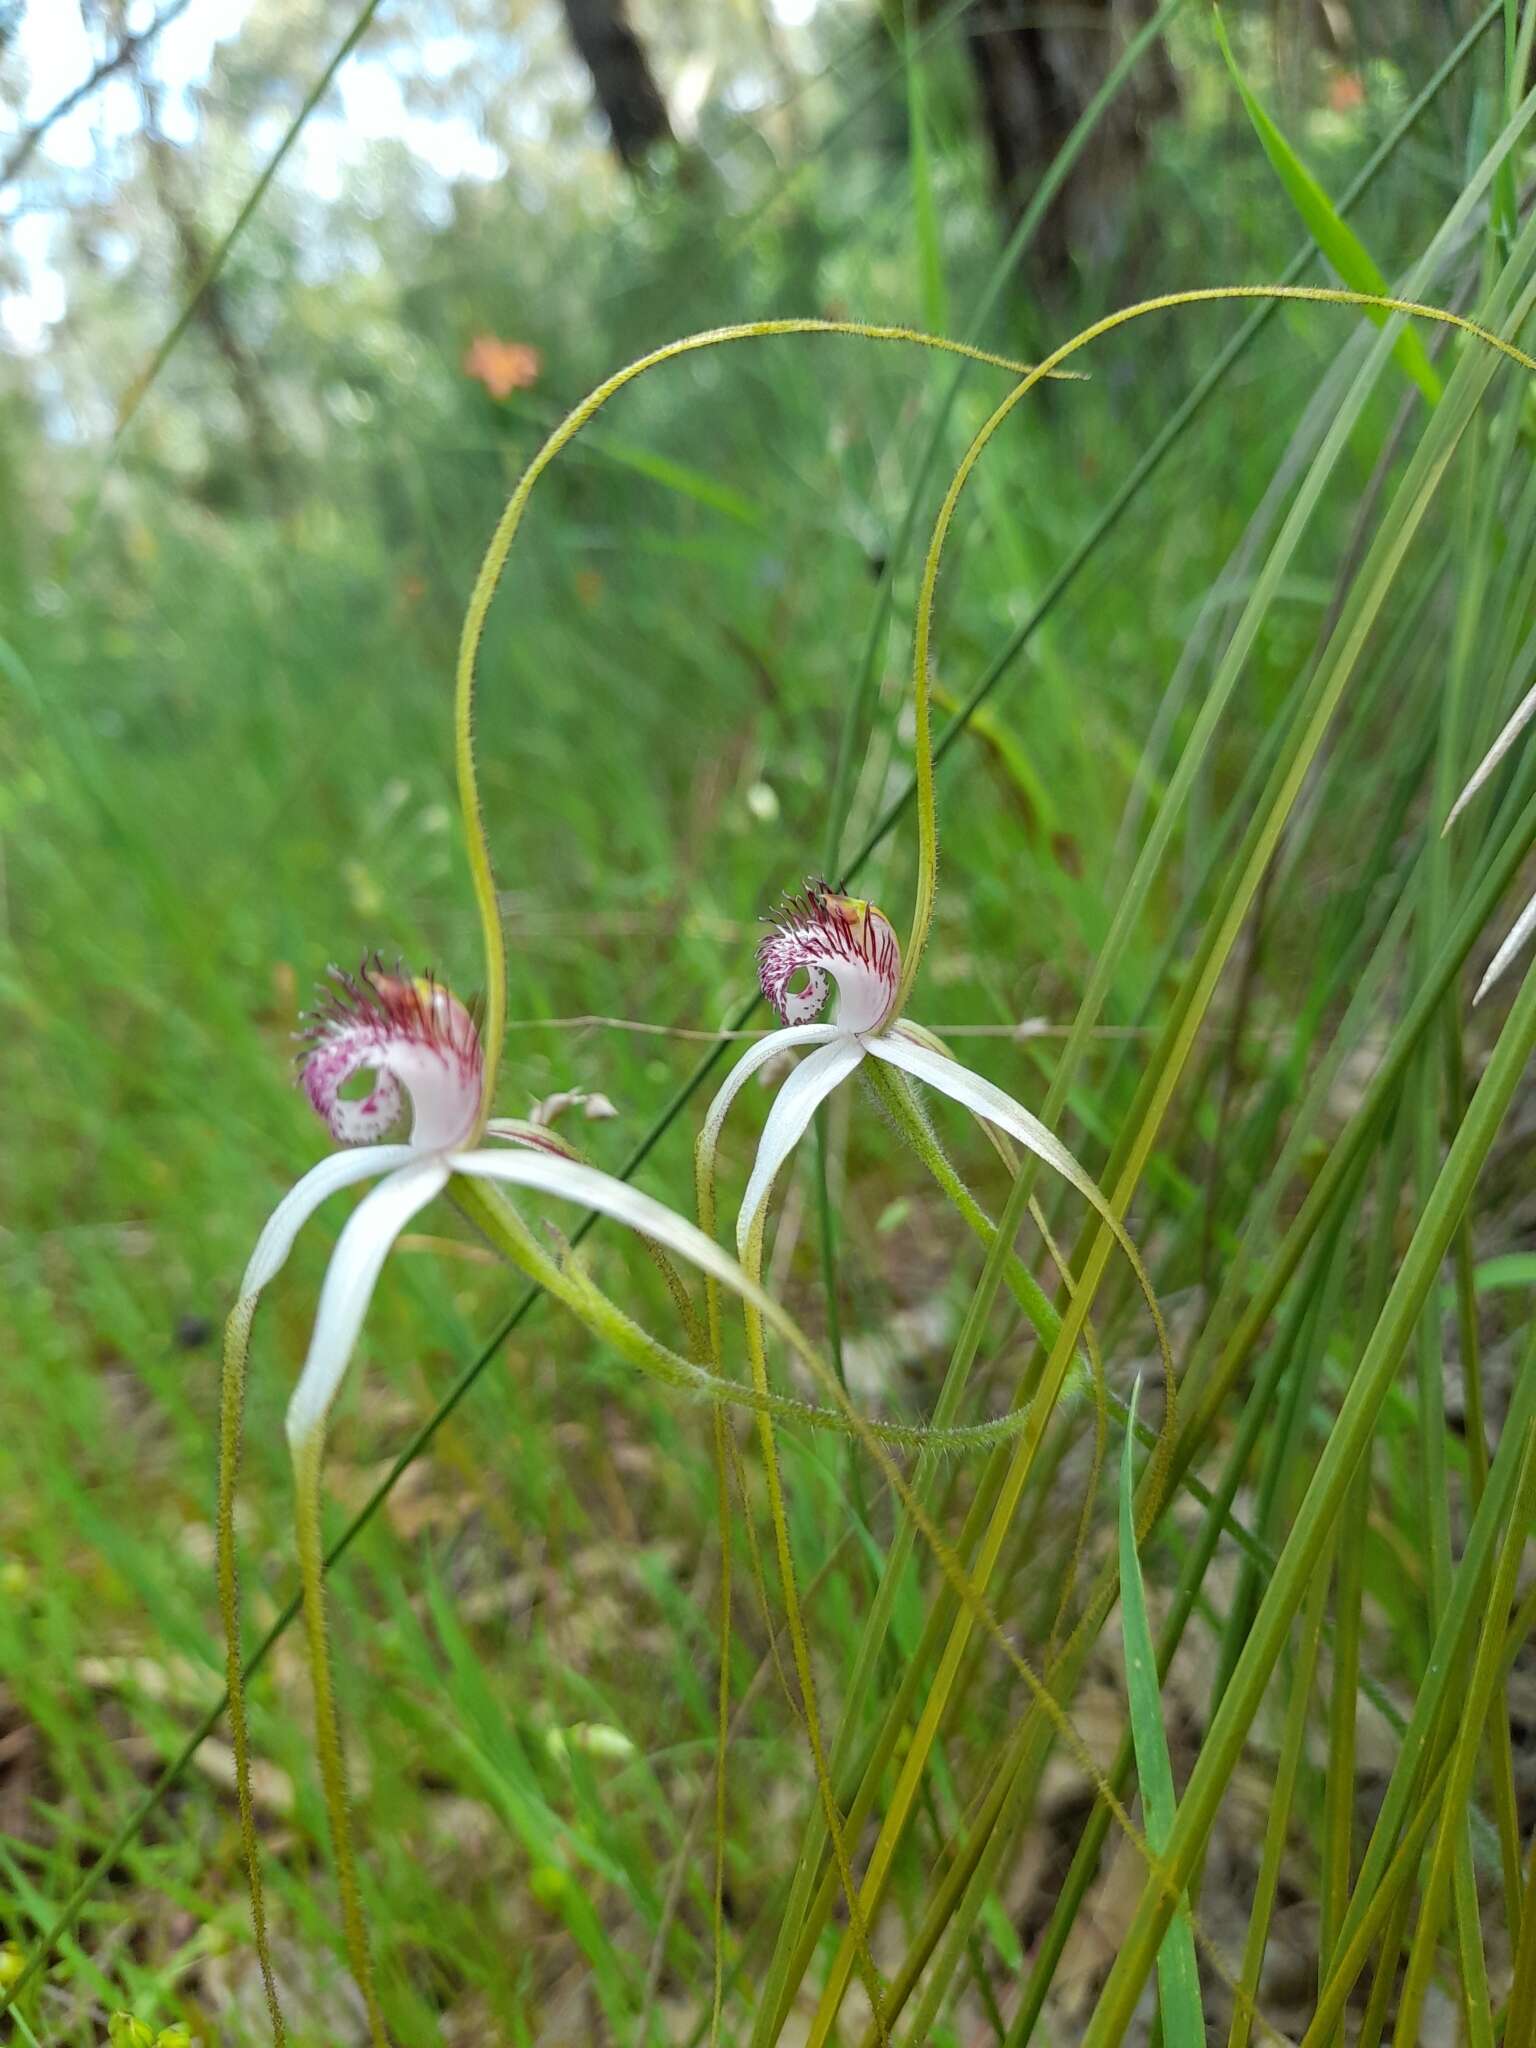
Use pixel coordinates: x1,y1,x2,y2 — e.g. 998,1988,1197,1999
290,1426,388,2047
216,1297,287,2046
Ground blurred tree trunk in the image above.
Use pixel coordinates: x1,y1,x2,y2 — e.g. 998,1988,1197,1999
560,0,673,172
962,0,1180,281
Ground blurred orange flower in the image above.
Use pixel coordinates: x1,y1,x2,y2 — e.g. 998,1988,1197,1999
1327,70,1365,112
462,335,542,399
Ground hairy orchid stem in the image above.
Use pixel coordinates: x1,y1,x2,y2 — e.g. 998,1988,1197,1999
739,1218,889,2042
453,319,1072,1115
291,1427,389,2048
899,284,1536,1009
217,1298,287,2046
710,1405,732,2048
464,1162,878,2027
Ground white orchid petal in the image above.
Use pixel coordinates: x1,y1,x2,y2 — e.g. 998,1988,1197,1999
448,1147,816,1333
285,1159,450,1447
242,1145,418,1297
1475,887,1536,1004
736,1036,866,1253
869,1033,1178,1401
867,1031,1112,1223
700,1023,840,1154
1446,678,1536,834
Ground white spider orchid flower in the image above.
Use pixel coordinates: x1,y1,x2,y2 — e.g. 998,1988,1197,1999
237,959,804,1453
701,880,1119,1256
1444,678,1536,1002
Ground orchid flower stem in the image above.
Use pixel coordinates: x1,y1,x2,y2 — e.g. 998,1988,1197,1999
217,1297,287,2048
738,1230,889,2043
291,1426,388,2048
699,1147,884,2032
709,1406,732,2048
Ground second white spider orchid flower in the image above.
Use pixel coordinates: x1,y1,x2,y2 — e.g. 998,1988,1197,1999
701,880,1125,1260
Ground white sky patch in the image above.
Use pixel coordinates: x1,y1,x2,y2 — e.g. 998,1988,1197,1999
6,1,502,208
8,0,255,167
2,0,501,351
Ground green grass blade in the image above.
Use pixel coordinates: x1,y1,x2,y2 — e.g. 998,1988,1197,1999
1212,6,1442,404
1117,1383,1203,2046
1087,950,1536,2042
903,3,947,336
